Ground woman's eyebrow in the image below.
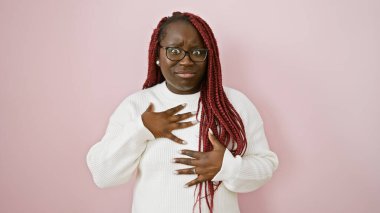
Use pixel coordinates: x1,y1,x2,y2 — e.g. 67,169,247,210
165,44,181,47
192,45,206,49
162,41,204,47
163,40,184,46
161,42,206,49
185,43,206,49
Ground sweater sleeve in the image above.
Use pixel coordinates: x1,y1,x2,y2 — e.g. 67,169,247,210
86,98,155,188
211,90,279,193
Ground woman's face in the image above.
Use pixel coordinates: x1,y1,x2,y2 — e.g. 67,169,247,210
158,21,207,94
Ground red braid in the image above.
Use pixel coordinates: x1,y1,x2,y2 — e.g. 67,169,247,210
143,12,248,213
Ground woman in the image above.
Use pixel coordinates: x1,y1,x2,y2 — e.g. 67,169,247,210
86,11,279,213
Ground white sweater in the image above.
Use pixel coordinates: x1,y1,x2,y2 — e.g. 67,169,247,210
86,81,279,213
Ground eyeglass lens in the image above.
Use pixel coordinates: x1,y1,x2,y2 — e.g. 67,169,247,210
166,47,207,62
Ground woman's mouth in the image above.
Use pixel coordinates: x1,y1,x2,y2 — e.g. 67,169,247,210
175,71,196,78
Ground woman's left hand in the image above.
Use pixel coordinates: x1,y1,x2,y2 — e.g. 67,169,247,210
173,129,226,187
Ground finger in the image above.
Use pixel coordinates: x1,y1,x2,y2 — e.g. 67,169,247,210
171,120,198,130
145,102,154,112
208,128,223,149
174,167,197,175
169,111,196,122
185,177,206,187
166,133,187,145
164,103,186,115
172,157,199,166
179,149,202,159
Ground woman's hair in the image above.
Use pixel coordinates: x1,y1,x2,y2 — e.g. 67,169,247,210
143,11,248,213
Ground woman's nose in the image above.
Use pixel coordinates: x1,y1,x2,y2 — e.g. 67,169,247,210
179,53,194,65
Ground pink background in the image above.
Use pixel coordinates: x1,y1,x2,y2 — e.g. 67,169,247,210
1,0,379,212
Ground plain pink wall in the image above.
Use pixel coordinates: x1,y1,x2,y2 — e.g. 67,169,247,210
1,0,379,212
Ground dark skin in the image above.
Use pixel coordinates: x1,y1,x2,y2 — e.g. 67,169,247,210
158,21,207,94
174,129,226,187
141,21,226,187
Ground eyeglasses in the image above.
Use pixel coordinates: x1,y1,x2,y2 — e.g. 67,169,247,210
160,46,208,62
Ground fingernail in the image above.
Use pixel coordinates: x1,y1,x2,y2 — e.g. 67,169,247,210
171,159,176,163
181,141,187,145
208,128,214,135
184,184,189,188
178,150,183,154
173,170,178,174
191,111,197,115
191,120,199,125
182,103,187,107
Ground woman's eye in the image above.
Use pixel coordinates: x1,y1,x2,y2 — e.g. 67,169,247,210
192,50,201,56
192,49,207,56
169,48,181,55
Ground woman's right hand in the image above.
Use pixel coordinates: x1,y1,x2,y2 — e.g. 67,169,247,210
141,103,197,144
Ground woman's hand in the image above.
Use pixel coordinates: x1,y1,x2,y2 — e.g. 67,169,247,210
141,103,198,144
173,129,226,187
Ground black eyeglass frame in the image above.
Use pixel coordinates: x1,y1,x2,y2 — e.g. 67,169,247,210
159,46,209,62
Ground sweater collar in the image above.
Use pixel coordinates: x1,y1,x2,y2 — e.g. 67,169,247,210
156,81,200,103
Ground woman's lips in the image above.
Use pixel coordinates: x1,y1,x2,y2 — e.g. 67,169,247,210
175,72,195,78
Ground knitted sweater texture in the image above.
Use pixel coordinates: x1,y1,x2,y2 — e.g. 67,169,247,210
86,81,279,213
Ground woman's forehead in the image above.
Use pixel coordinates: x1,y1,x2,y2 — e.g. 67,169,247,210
161,21,204,46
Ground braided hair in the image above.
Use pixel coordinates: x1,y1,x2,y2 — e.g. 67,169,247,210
143,11,248,213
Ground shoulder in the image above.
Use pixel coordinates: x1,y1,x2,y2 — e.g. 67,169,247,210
223,86,263,125
223,86,250,103
118,87,152,108
223,86,254,109
123,86,156,104
109,85,160,123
